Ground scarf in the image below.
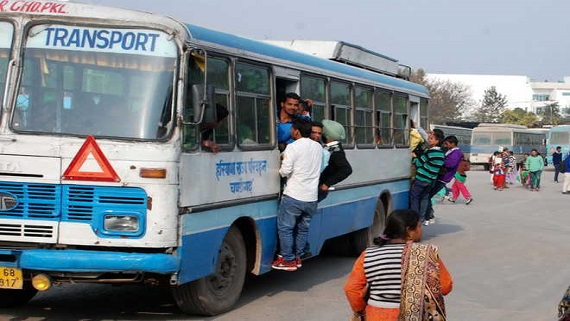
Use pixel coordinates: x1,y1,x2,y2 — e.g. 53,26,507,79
399,242,446,321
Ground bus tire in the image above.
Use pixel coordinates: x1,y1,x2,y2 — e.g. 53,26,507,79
0,287,38,308
350,200,387,256
172,226,247,316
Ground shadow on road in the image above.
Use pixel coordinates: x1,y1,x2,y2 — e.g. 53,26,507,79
0,253,356,321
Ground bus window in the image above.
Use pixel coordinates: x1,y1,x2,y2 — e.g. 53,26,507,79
330,80,351,146
355,85,373,147
0,23,13,118
420,98,429,129
300,74,326,122
235,62,271,147
493,132,512,145
375,90,392,146
473,132,492,145
14,25,177,140
550,131,569,145
208,58,231,146
393,94,408,146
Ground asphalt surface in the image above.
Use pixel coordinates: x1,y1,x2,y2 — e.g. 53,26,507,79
0,169,568,321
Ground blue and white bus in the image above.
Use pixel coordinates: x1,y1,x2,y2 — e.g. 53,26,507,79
0,0,429,315
430,124,472,160
470,124,546,170
546,125,570,164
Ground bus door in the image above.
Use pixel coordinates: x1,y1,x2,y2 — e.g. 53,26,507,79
274,67,300,107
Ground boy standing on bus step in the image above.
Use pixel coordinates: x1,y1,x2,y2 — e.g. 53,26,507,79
425,135,462,224
410,131,445,224
273,119,323,271
553,146,562,183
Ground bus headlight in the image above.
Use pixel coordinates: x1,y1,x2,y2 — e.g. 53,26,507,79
104,215,140,232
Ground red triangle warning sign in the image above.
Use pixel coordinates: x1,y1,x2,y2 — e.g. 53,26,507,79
62,136,121,182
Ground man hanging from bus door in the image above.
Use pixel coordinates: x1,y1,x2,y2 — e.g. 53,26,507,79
318,119,352,202
424,135,462,225
273,118,323,271
277,92,301,152
410,130,445,225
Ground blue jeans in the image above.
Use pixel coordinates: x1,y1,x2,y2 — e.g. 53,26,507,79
277,195,317,262
410,180,432,222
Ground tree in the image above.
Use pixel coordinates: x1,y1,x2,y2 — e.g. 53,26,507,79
473,86,508,123
411,69,474,124
499,108,540,127
536,102,562,125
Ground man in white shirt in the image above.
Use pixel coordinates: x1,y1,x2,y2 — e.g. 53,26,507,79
272,119,323,271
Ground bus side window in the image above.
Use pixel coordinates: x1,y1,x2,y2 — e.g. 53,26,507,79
375,90,392,147
182,52,205,151
393,93,408,147
235,62,271,148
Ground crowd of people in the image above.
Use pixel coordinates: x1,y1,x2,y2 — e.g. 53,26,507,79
201,93,569,320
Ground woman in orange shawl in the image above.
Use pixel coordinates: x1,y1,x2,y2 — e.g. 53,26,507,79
344,209,453,321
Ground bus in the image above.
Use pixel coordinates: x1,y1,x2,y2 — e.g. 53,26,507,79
546,125,570,164
470,124,546,170
430,124,473,160
0,1,430,315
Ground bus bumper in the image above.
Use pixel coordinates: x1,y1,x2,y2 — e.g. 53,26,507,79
0,249,179,274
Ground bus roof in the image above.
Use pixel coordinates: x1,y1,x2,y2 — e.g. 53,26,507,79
476,123,527,129
185,24,429,97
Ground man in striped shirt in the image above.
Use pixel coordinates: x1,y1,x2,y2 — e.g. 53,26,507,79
410,131,445,223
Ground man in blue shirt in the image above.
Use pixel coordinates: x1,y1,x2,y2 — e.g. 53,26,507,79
277,93,301,151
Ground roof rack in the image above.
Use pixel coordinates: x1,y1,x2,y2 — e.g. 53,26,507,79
264,40,410,80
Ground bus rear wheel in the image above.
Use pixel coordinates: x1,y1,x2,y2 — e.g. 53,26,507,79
350,200,387,256
172,226,247,316
0,286,38,308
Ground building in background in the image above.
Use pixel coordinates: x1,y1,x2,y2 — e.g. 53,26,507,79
426,74,570,117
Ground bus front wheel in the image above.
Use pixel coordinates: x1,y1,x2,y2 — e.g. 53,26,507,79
172,226,247,316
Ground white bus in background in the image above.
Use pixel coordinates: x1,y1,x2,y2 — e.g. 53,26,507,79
430,124,473,160
470,124,546,170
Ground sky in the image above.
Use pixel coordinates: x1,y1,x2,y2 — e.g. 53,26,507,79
86,0,570,82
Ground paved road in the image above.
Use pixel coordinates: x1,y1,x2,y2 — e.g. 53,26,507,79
0,169,568,321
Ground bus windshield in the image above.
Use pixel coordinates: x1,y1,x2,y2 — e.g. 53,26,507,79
12,25,178,140
0,22,14,116
472,132,492,145
550,131,570,145
493,132,512,145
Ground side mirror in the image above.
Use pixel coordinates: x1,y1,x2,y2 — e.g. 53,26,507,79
191,84,216,124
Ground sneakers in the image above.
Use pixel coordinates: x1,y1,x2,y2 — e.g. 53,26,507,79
422,220,430,226
448,198,456,203
428,218,435,225
272,256,297,271
295,258,302,268
465,198,473,205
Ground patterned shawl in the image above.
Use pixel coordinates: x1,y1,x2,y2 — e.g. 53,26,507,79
399,242,446,321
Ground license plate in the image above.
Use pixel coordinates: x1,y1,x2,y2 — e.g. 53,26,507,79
0,267,23,289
